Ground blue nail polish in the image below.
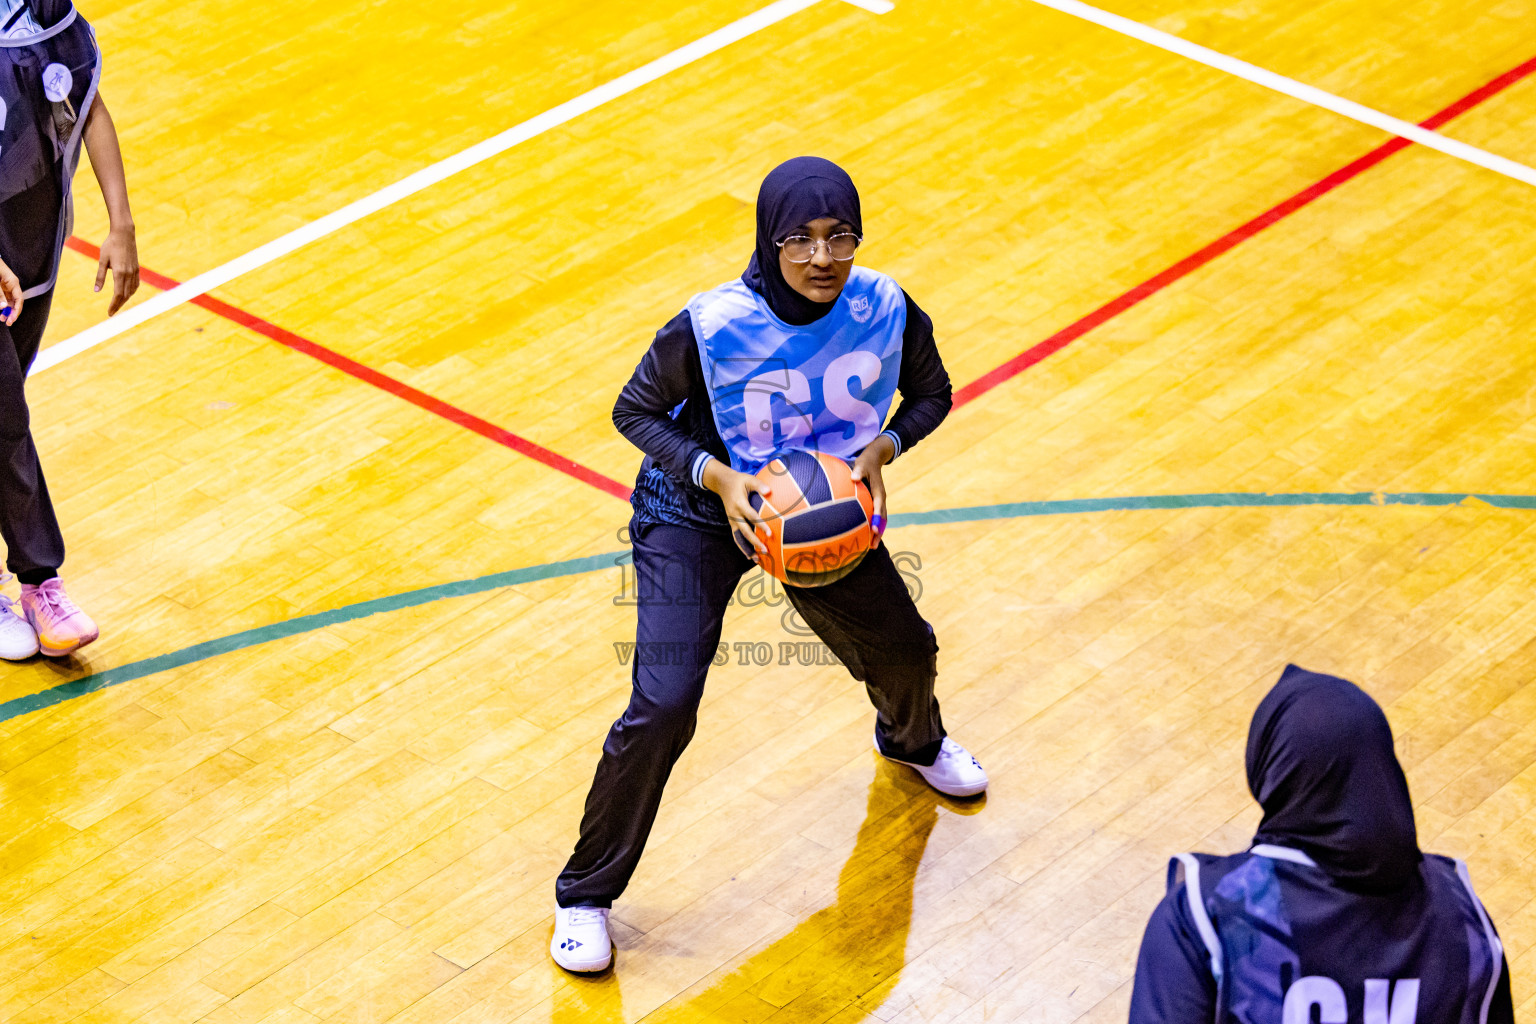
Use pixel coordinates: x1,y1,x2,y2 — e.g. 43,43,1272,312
871,514,886,535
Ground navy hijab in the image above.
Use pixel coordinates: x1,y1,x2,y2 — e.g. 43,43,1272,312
742,156,863,326
1247,665,1422,892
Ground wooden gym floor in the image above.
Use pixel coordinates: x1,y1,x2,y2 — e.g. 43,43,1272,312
3,0,1535,1019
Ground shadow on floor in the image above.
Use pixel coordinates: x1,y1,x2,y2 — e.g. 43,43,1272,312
550,757,981,1022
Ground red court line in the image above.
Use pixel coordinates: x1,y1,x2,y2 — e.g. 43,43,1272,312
953,53,1536,408
64,237,634,501
65,52,1536,488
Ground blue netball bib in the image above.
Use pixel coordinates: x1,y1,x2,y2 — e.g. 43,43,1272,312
688,266,907,474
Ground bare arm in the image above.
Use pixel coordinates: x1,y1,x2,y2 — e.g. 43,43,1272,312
0,257,21,325
81,93,138,315
849,432,895,546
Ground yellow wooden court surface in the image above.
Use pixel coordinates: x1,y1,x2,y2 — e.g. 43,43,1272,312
3,0,1535,1019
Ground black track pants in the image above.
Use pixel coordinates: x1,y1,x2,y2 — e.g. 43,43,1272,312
555,518,945,907
0,290,63,576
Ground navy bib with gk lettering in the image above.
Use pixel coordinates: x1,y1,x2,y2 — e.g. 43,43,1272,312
1171,846,1503,1023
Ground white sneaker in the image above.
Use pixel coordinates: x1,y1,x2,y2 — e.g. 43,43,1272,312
0,576,38,661
551,905,613,973
877,734,988,797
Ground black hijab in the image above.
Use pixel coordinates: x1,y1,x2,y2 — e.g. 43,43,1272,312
742,156,863,326
1247,664,1422,892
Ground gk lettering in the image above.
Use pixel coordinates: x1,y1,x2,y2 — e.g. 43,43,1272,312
1282,976,1420,1024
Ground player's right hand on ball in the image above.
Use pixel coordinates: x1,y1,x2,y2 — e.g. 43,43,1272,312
702,460,771,558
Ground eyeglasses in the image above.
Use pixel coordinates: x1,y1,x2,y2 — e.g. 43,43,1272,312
777,232,861,263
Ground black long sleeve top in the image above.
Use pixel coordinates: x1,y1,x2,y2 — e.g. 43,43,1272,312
614,290,952,533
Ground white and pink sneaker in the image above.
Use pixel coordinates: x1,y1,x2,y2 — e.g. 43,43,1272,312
0,575,39,660
21,577,98,657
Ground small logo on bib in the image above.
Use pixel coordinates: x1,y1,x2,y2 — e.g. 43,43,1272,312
43,64,72,103
849,295,872,323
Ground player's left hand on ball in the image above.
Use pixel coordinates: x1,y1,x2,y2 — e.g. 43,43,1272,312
851,436,894,548
96,225,140,316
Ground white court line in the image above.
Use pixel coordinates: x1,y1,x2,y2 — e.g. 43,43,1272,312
1027,0,1536,186
34,0,888,376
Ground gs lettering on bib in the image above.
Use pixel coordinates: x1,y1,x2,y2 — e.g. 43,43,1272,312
688,266,906,474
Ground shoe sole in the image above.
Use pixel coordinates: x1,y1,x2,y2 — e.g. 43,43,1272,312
37,632,98,658
550,941,612,973
0,645,38,661
874,737,988,798
920,777,988,798
29,619,99,658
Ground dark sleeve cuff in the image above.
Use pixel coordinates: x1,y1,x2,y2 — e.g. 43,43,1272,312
689,451,717,488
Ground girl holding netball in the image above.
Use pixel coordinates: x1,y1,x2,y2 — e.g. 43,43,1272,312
551,157,986,973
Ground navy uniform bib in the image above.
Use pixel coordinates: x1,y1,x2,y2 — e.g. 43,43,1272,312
1173,845,1503,1023
0,0,100,295
688,266,906,474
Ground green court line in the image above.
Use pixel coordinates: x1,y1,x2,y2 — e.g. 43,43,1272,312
4,491,1531,725
888,491,1536,527
0,551,625,723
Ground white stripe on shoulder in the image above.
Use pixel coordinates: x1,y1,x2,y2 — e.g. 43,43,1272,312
1453,859,1504,1024
1175,853,1223,981
0,2,73,46
1251,844,1318,867
0,0,41,39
